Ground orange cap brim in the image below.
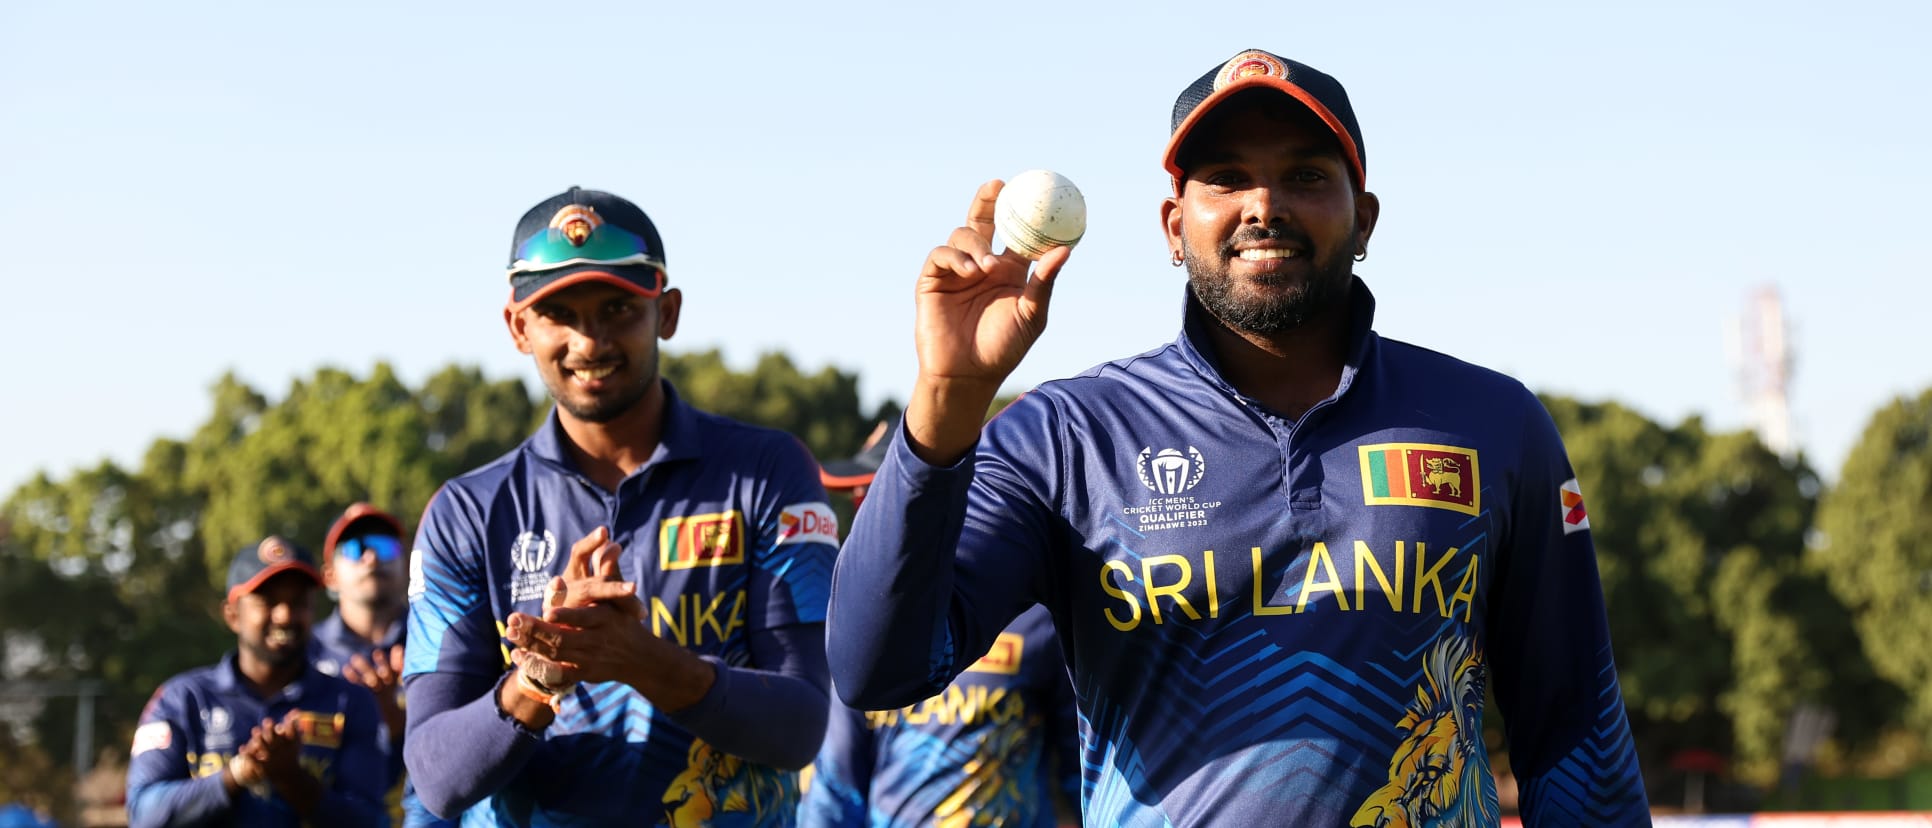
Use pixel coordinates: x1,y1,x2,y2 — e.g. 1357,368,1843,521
1161,76,1366,195
226,562,323,604
507,269,665,314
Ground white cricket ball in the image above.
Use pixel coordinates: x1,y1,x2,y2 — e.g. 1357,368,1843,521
994,169,1086,261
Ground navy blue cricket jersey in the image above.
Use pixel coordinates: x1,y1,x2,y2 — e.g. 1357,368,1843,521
800,605,1077,827
126,651,390,827
403,384,840,826
310,611,404,679
311,611,410,789
828,280,1650,826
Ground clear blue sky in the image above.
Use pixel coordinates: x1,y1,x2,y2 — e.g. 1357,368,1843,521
3,1,1926,493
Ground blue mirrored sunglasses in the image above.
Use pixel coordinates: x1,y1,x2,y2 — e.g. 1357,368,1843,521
336,534,403,563
510,222,666,283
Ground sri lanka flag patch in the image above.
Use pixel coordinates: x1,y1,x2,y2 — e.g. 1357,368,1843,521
1359,443,1481,516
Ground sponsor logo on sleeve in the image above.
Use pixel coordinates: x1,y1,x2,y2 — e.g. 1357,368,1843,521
1359,443,1482,516
966,632,1025,675
1561,478,1591,535
660,511,746,570
131,721,171,756
776,502,839,547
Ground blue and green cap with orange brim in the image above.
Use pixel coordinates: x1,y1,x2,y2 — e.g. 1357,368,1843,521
505,186,668,313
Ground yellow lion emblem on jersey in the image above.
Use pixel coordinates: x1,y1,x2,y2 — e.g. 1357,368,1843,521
932,722,1037,828
662,738,798,828
1351,637,1497,827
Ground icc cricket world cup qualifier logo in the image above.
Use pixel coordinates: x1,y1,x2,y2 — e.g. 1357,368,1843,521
1137,446,1206,495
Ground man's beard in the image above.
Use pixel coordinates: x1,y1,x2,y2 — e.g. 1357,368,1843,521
546,367,652,424
245,631,306,668
1183,225,1353,335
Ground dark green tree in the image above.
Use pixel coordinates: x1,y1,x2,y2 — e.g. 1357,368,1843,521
1540,396,1864,783
1,363,541,820
1811,389,1932,733
663,349,870,463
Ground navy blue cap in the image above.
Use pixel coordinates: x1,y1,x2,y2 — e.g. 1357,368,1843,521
226,535,322,602
506,186,668,311
1162,49,1365,191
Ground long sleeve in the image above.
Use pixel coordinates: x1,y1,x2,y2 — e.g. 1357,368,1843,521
658,436,837,769
401,485,539,819
1045,649,1083,812
828,408,1058,710
1489,390,1650,824
796,701,877,828
126,684,232,828
668,621,830,769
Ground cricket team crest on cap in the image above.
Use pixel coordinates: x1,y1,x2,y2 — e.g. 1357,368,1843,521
550,205,603,247
1561,478,1591,534
258,536,292,564
1359,443,1482,516
660,511,746,570
1214,51,1289,91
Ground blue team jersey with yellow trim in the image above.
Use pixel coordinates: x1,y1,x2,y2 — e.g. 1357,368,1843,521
404,383,838,826
125,652,390,827
829,280,1650,827
801,606,1077,827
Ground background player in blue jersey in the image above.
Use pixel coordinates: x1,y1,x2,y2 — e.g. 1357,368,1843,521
311,502,451,826
313,504,409,777
403,187,839,825
127,536,389,826
801,421,1079,828
826,49,1651,826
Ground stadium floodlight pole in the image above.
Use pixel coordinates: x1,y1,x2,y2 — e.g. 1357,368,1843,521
0,679,105,777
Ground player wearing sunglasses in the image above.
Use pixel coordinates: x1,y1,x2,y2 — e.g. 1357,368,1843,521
313,504,412,794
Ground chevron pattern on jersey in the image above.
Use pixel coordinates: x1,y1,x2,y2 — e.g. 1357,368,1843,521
1517,645,1647,823
405,551,483,676
763,544,835,623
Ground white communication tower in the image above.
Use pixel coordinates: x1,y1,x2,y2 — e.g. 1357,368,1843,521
1727,285,1796,458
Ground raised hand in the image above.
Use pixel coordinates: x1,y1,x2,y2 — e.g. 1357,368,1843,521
343,644,407,742
908,180,1073,464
